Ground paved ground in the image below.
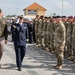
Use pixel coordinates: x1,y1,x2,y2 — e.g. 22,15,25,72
0,36,75,75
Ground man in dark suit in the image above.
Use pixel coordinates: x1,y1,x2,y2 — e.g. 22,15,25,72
28,19,34,43
11,18,16,41
13,16,29,71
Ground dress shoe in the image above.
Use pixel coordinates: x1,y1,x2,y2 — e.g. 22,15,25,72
17,67,21,71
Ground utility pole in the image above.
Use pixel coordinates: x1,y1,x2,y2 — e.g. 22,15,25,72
62,0,64,16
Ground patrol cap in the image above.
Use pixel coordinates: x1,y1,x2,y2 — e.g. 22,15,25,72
61,16,66,18
36,15,39,17
0,9,2,13
56,16,61,18
40,15,43,17
48,16,51,18
52,16,57,18
44,16,47,19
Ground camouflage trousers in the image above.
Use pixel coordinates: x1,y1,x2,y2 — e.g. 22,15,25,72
0,38,4,60
48,35,51,51
44,34,49,49
72,43,75,56
37,33,42,46
55,46,64,65
35,33,39,45
67,41,73,56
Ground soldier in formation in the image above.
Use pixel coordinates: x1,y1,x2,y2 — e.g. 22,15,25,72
34,15,75,69
53,16,66,69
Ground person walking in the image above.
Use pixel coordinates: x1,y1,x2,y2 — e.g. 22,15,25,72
13,16,29,71
0,9,8,68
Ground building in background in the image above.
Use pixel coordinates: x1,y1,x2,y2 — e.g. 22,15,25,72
23,2,47,18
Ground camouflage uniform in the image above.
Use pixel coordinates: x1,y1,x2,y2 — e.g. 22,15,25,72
54,21,66,69
42,19,46,48
51,22,56,53
45,19,50,51
38,19,43,47
71,22,75,60
66,22,73,57
34,18,39,46
47,20,52,51
43,19,48,50
62,22,68,58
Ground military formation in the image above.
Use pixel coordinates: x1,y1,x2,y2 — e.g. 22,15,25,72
34,15,75,69
1,8,75,70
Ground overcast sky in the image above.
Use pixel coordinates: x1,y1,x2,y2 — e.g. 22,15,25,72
0,0,75,16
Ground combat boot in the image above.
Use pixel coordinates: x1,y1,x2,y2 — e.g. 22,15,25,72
53,65,62,69
35,44,39,47
38,44,41,47
67,55,74,60
73,59,75,62
46,47,49,51
72,57,75,62
69,56,74,61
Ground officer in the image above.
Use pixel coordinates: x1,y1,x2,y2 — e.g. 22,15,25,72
0,9,8,68
13,16,29,71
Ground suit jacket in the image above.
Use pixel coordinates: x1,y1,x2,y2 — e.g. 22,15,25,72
14,22,29,46
11,22,16,32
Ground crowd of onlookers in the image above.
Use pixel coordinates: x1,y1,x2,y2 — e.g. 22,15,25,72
9,16,36,44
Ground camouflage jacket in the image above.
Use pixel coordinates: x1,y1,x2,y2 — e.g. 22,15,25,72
54,22,66,48
0,17,8,40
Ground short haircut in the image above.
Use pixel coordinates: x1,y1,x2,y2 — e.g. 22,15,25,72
0,9,2,13
19,16,23,19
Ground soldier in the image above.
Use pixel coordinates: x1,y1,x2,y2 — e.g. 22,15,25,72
33,15,39,43
66,16,73,59
34,15,39,46
38,16,43,47
53,16,66,69
61,16,68,58
47,18,52,52
45,17,51,51
0,9,8,68
42,17,48,49
51,16,56,53
71,17,75,61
